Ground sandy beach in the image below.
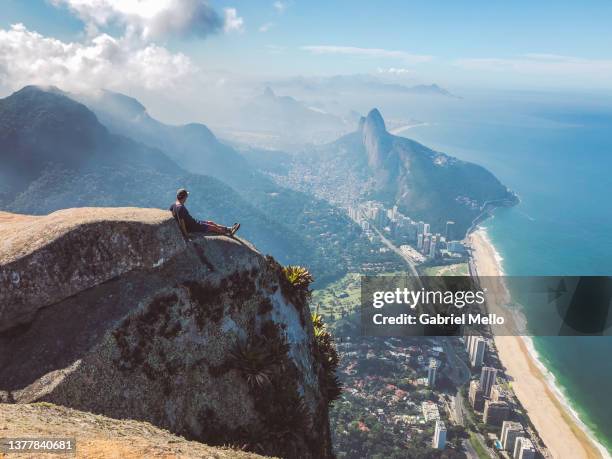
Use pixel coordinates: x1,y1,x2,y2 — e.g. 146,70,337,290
469,228,606,459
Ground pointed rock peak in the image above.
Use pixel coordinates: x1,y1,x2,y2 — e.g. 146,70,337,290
360,108,391,170
263,86,276,98
364,108,386,133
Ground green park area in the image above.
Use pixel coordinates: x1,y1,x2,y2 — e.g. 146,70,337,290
420,263,469,277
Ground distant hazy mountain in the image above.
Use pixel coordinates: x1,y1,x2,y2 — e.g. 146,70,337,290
266,109,516,236
214,87,357,149
241,86,347,130
75,90,250,182
268,75,457,98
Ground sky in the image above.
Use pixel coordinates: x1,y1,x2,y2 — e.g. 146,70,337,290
1,0,611,122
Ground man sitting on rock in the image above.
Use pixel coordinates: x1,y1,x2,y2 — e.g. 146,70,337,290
170,188,240,238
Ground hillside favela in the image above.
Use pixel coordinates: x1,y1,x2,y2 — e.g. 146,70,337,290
1,2,611,459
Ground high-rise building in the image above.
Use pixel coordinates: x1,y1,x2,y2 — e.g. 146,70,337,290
513,437,536,459
428,235,438,258
445,221,455,240
491,384,509,403
417,221,425,235
469,337,486,368
423,235,431,255
468,380,485,411
480,367,498,397
432,420,446,449
501,421,523,452
427,360,437,388
423,223,430,235
417,233,424,250
376,209,387,228
483,400,510,426
465,335,473,351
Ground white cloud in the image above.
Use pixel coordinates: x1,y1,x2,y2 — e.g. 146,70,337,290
259,22,274,33
223,8,244,33
301,45,432,64
454,54,612,81
51,0,223,40
0,23,195,92
273,1,287,13
377,67,414,75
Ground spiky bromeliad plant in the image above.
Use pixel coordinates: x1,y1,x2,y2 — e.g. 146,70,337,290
282,265,314,292
228,335,289,389
312,307,342,404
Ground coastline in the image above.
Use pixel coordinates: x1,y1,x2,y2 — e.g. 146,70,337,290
468,227,608,459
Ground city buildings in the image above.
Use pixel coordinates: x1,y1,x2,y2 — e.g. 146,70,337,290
480,366,498,398
469,337,486,368
483,400,510,426
432,420,447,449
468,380,485,411
491,384,510,403
422,400,441,422
501,421,524,452
346,201,466,262
513,437,536,459
427,359,437,388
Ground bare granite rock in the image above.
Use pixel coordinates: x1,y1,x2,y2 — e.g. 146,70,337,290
0,208,185,333
0,208,333,459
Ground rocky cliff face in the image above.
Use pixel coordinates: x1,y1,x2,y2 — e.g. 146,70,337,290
0,208,334,458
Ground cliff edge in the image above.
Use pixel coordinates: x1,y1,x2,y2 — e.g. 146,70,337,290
0,208,334,458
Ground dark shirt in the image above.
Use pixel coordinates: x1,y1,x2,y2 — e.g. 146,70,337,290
169,203,198,231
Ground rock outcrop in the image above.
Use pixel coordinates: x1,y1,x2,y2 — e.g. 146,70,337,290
0,208,334,458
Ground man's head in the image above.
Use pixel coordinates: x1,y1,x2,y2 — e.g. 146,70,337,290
176,188,189,203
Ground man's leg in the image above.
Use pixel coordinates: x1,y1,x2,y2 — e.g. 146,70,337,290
200,220,230,235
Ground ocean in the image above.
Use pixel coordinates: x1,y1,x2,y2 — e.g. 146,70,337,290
398,89,612,453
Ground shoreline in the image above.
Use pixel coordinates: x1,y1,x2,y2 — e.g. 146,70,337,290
468,227,609,459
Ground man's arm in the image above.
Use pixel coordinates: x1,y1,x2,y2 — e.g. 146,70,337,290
178,217,189,239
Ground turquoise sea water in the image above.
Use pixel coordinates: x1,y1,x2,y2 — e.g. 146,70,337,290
402,90,612,452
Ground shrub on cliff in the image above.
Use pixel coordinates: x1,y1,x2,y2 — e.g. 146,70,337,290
312,309,342,405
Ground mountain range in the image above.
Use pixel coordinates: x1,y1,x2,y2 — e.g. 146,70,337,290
214,86,358,149
268,74,457,98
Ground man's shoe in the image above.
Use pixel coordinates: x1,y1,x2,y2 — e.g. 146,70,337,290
229,223,240,236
